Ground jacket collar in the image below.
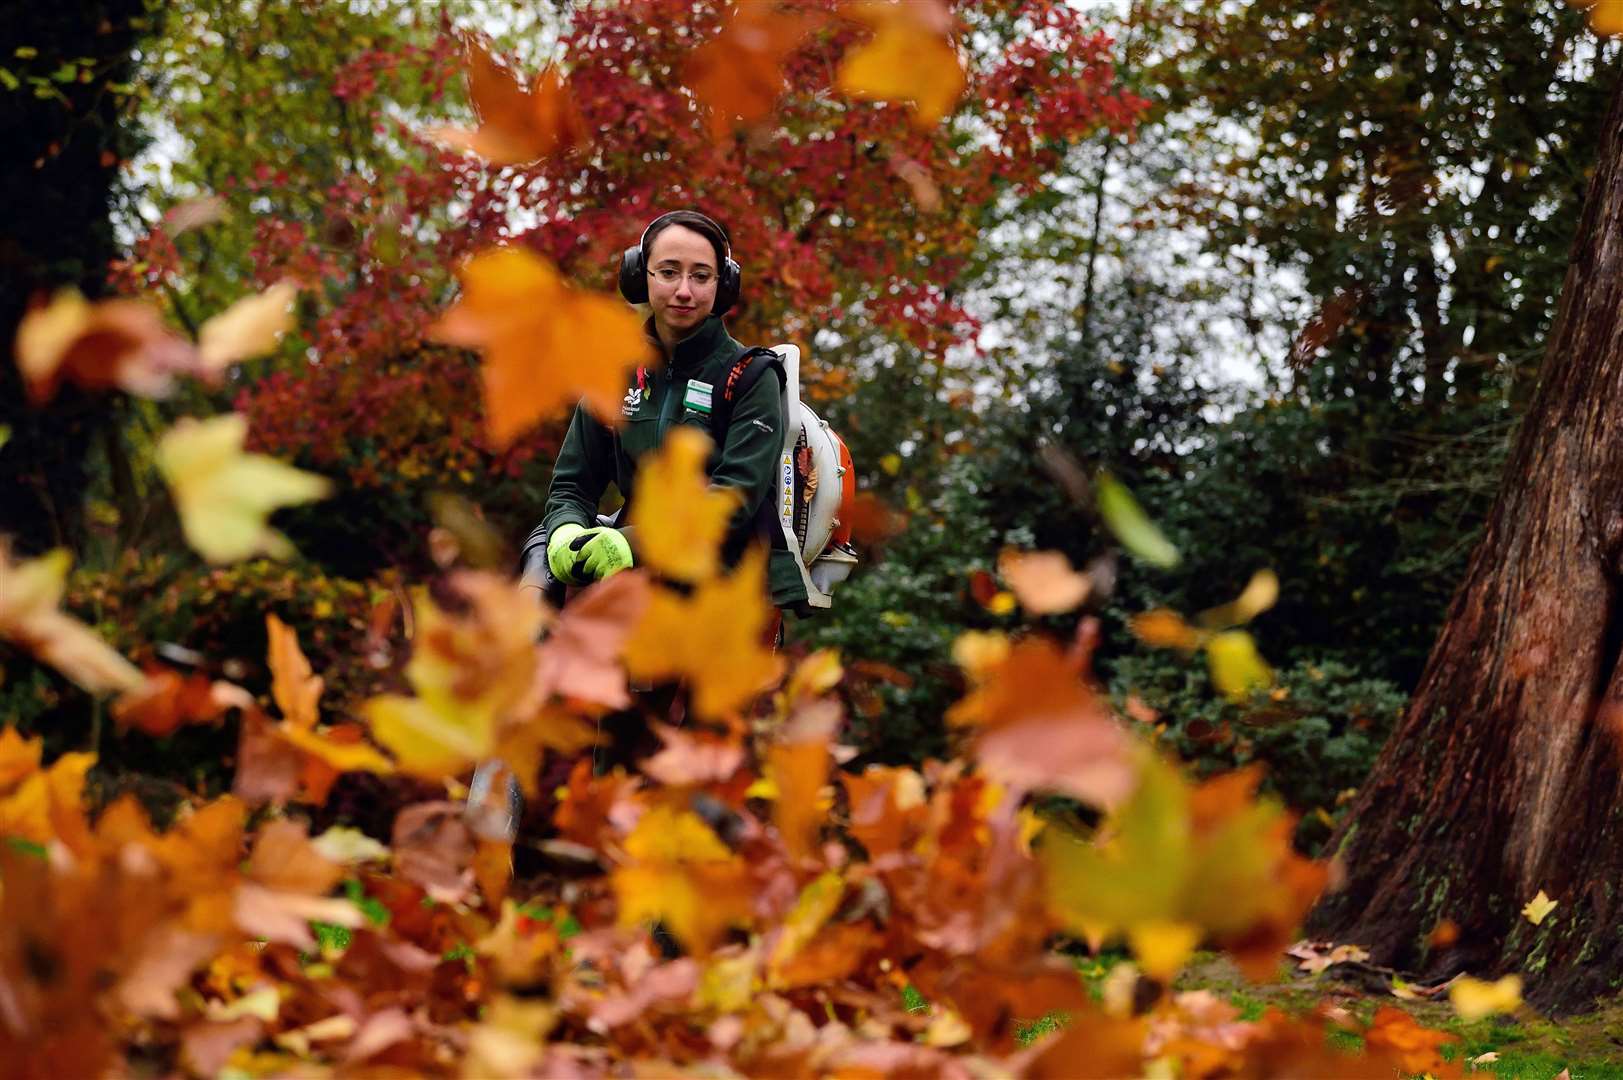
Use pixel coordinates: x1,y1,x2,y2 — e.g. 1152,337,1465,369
647,314,728,372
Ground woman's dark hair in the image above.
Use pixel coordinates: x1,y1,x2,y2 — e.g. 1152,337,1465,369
642,209,731,268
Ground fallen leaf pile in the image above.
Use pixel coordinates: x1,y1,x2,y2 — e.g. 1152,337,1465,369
0,543,1464,1075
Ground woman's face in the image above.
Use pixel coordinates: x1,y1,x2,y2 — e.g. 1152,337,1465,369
646,224,720,338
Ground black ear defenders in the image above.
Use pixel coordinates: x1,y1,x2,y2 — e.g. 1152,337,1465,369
618,210,742,316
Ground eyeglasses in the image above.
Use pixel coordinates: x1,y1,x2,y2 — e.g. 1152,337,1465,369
649,266,716,288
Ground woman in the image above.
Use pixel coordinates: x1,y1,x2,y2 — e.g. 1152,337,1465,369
521,209,807,611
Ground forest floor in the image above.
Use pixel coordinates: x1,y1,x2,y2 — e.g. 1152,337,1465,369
1167,953,1623,1079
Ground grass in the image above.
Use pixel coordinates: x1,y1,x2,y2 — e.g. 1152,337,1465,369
1174,953,1623,1080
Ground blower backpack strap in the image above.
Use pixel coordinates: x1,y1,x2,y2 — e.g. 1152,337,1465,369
713,346,790,566
712,346,786,439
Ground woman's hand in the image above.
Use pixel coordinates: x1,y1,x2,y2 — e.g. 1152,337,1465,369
547,523,633,584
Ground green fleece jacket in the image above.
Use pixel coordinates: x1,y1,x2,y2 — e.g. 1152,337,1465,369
536,315,807,608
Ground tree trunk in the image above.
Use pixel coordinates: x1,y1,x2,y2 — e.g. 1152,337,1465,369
1310,71,1623,1015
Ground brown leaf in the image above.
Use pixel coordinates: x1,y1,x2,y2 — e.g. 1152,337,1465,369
180,1017,265,1077
641,723,745,786
533,570,648,709
392,801,475,903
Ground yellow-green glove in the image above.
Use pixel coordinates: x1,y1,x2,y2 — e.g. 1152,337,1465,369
546,523,589,584
577,527,633,581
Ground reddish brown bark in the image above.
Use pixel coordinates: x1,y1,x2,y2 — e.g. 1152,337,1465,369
1310,72,1623,1013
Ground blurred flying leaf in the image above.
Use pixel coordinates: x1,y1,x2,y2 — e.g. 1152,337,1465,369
948,637,1136,808
0,543,144,696
1205,630,1273,701
160,193,227,235
611,806,753,955
156,414,331,564
364,572,548,779
836,0,964,127
1043,759,1327,982
622,551,784,719
998,549,1091,615
1196,569,1279,628
1571,0,1623,36
428,492,509,570
1130,608,1203,651
1095,472,1180,569
13,288,196,402
196,281,298,375
686,4,818,136
429,247,653,448
1449,975,1523,1021
429,36,585,165
628,427,739,583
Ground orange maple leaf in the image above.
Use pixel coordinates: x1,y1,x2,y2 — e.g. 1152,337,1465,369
430,36,586,165
430,247,653,448
258,615,391,803
627,427,739,583
686,5,820,136
622,549,784,719
835,0,965,127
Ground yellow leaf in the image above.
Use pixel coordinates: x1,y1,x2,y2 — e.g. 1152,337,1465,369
951,630,1010,681
612,807,752,954
786,648,844,704
767,871,845,987
880,452,902,475
197,281,298,373
1197,569,1280,628
157,414,330,564
0,543,144,696
363,572,548,779
836,0,964,127
622,551,784,719
277,723,396,776
625,805,734,862
627,426,739,583
999,549,1091,615
1522,889,1557,926
1450,974,1523,1021
1206,629,1273,701
429,247,652,448
365,693,491,778
1127,920,1201,981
